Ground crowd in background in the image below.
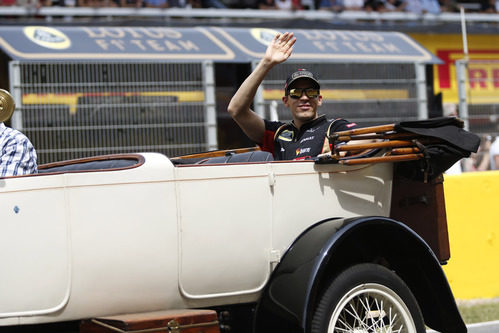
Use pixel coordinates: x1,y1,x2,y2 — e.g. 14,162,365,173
441,103,499,174
445,134,499,173
0,0,498,13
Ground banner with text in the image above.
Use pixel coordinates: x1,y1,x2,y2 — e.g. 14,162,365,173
0,26,440,64
411,33,499,104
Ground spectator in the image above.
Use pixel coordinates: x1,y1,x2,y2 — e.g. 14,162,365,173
275,0,302,9
185,0,201,6
490,136,499,170
462,135,491,172
318,0,343,11
202,0,226,7
480,0,497,12
144,0,168,7
383,0,408,11
116,0,143,7
343,0,363,10
364,0,385,11
15,0,41,9
44,0,78,7
257,0,277,9
300,0,313,9
178,0,226,7
77,0,93,6
439,0,458,12
78,0,117,6
0,0,17,5
405,0,441,14
100,0,117,5
420,0,441,13
219,0,256,8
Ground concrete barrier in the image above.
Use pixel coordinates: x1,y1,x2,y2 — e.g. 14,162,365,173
443,171,499,300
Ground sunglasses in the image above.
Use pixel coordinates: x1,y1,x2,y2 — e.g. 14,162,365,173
288,88,320,99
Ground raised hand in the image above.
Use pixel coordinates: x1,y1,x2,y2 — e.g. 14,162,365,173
264,32,296,65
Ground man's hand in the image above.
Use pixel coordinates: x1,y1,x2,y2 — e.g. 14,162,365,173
264,32,296,65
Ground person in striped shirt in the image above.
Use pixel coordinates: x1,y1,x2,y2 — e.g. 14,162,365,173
0,122,38,177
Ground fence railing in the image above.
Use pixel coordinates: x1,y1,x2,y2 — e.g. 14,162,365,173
1,6,499,24
9,61,216,164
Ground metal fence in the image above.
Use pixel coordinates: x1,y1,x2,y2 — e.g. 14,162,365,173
7,59,430,164
255,61,426,128
456,59,499,136
9,61,216,164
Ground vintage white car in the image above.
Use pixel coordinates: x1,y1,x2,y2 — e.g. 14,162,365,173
0,122,472,333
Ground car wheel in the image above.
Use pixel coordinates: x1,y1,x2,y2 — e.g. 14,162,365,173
311,263,425,333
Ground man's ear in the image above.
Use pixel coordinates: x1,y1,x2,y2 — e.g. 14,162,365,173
282,96,289,107
317,95,323,106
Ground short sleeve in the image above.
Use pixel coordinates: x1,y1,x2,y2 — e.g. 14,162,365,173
259,120,285,154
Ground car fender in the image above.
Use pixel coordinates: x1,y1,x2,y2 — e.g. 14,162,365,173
253,216,466,333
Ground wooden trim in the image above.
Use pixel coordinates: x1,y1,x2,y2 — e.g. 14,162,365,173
340,153,423,165
80,309,220,333
36,153,144,175
170,147,260,161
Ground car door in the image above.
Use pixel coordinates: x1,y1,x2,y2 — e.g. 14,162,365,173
0,174,70,320
176,162,273,303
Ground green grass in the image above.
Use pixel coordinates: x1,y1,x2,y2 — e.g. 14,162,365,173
457,299,499,324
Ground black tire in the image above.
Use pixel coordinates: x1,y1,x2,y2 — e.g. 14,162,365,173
311,263,425,333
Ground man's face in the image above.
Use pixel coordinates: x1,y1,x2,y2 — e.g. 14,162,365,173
282,78,322,127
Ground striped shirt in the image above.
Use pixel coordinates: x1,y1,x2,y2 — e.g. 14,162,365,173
0,123,38,177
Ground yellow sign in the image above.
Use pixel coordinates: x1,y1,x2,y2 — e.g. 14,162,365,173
410,33,499,104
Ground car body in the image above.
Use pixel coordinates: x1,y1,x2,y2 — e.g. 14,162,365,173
0,147,466,332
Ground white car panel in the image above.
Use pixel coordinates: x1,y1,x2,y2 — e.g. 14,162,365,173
0,175,70,318
269,161,392,254
176,163,272,302
0,152,395,325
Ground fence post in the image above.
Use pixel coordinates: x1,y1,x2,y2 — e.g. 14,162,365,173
203,60,218,151
415,62,428,120
8,61,23,131
456,59,469,131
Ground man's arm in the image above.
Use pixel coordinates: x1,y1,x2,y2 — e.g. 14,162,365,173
227,32,296,144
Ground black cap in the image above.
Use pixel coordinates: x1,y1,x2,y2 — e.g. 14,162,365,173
284,69,320,94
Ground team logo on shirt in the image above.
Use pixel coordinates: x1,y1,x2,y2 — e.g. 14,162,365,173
277,130,294,142
296,147,311,155
300,136,314,143
24,26,71,50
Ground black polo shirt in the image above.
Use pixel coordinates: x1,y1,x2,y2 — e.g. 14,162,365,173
258,115,358,160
